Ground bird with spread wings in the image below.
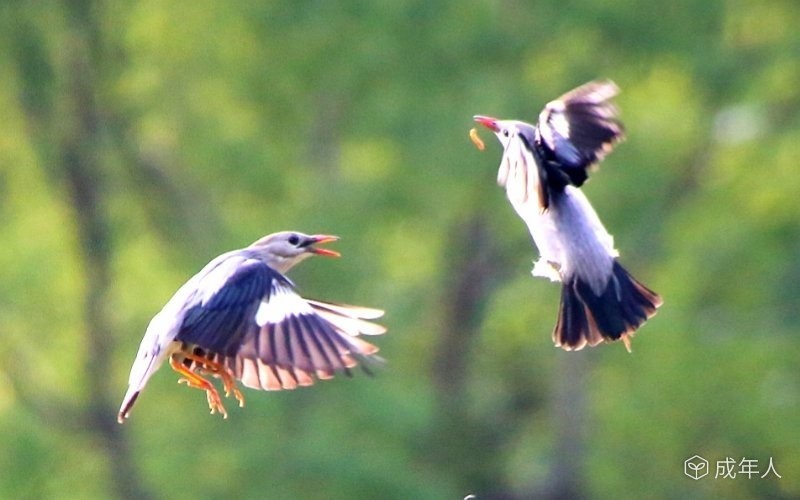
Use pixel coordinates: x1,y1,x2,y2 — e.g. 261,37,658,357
118,232,385,423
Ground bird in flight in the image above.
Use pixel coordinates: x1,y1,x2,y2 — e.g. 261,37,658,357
118,231,386,423
474,80,662,351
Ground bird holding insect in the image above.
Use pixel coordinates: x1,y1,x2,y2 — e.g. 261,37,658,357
472,81,662,351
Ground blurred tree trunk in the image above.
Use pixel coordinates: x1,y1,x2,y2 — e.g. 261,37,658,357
534,353,591,499
61,54,149,500
12,2,153,498
430,215,509,494
432,214,591,499
60,3,151,498
432,216,497,407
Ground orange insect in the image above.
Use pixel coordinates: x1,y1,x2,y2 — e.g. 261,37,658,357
469,127,485,151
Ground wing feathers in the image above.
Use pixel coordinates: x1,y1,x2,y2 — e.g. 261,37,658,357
315,310,387,336
171,256,385,395
223,287,383,392
536,80,624,189
305,299,384,320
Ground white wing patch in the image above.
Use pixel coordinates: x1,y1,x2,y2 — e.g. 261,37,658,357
540,102,569,149
254,281,314,326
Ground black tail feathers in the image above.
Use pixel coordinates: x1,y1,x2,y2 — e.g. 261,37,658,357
553,261,662,351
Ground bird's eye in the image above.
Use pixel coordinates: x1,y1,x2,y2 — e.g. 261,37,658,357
288,234,300,245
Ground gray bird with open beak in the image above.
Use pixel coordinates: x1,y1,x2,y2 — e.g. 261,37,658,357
118,231,386,423
474,80,662,351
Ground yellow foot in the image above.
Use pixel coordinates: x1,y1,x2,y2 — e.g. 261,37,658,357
170,356,228,418
180,352,246,408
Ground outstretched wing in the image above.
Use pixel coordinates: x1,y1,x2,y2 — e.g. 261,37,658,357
176,257,384,391
535,80,624,189
177,258,269,356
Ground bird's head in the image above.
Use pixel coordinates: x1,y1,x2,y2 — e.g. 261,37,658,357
473,116,537,150
250,231,340,273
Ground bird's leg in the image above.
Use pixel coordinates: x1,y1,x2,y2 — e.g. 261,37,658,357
169,356,228,418
181,352,245,408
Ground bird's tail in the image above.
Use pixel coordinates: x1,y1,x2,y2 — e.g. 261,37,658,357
117,346,163,424
553,261,662,351
117,386,142,424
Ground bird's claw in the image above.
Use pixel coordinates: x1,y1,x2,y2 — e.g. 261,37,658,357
205,389,228,419
170,356,232,418
214,367,245,408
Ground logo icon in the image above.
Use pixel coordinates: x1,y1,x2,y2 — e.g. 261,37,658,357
685,455,709,480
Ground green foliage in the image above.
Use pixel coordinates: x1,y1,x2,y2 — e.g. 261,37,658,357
1,0,798,498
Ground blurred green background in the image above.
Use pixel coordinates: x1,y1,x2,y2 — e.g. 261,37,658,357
1,1,798,498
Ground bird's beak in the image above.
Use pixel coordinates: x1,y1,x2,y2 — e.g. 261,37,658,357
305,235,341,258
474,115,500,132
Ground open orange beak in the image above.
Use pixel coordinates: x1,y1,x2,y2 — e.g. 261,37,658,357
306,235,341,258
